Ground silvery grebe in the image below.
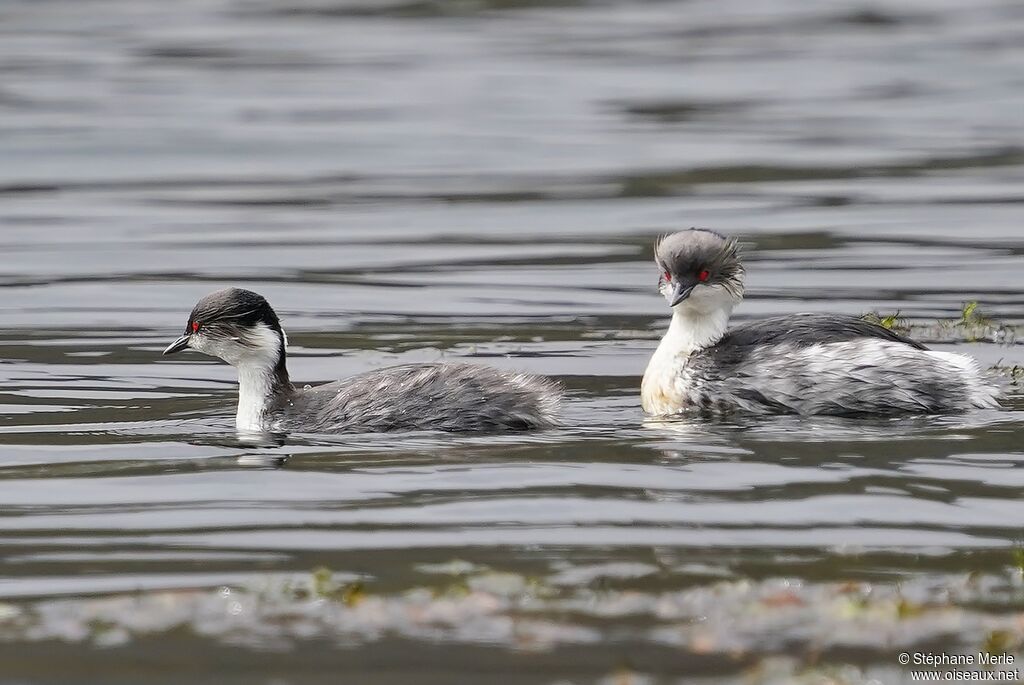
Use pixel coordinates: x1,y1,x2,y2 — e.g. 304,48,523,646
641,229,1000,416
163,288,561,433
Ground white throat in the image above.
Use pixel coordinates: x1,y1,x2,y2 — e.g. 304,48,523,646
658,282,739,356
662,305,732,355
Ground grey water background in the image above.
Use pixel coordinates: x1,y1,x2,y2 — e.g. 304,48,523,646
1,0,1023,682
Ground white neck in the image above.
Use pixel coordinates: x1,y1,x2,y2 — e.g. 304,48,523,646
188,321,290,432
661,305,732,356
236,364,275,431
641,294,737,415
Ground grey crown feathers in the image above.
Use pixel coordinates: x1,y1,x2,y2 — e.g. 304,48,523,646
654,228,745,304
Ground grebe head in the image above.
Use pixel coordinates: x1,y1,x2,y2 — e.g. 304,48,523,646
163,288,292,432
162,287,288,375
654,229,745,316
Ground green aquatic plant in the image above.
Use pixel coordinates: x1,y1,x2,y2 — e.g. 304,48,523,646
954,301,993,342
940,300,1021,344
310,566,367,606
339,582,367,607
860,310,908,333
960,301,990,327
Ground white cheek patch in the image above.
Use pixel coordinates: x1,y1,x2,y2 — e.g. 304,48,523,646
188,323,282,369
237,322,283,367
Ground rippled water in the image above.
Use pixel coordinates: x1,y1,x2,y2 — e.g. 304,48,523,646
1,0,1023,682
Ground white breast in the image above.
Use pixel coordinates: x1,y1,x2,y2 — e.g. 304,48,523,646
641,307,730,415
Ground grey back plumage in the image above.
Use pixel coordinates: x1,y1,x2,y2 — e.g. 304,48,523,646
272,363,562,433
682,314,995,416
709,313,928,358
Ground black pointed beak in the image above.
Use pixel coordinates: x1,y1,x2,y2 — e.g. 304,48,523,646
162,334,191,355
669,281,696,307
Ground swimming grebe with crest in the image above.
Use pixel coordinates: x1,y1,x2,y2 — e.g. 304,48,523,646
163,288,561,433
641,229,1000,416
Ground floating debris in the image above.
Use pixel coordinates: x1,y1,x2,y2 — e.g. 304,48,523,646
0,563,1022,676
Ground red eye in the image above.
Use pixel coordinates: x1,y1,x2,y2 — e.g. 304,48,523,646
663,271,672,282
192,321,200,333
698,269,710,282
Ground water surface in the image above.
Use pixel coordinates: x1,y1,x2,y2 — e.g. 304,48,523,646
1,0,1023,682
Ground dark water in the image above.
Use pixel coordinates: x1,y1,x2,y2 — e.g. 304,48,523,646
1,0,1023,682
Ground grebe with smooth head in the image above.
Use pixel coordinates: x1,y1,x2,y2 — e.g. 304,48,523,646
641,229,1001,416
163,288,561,433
